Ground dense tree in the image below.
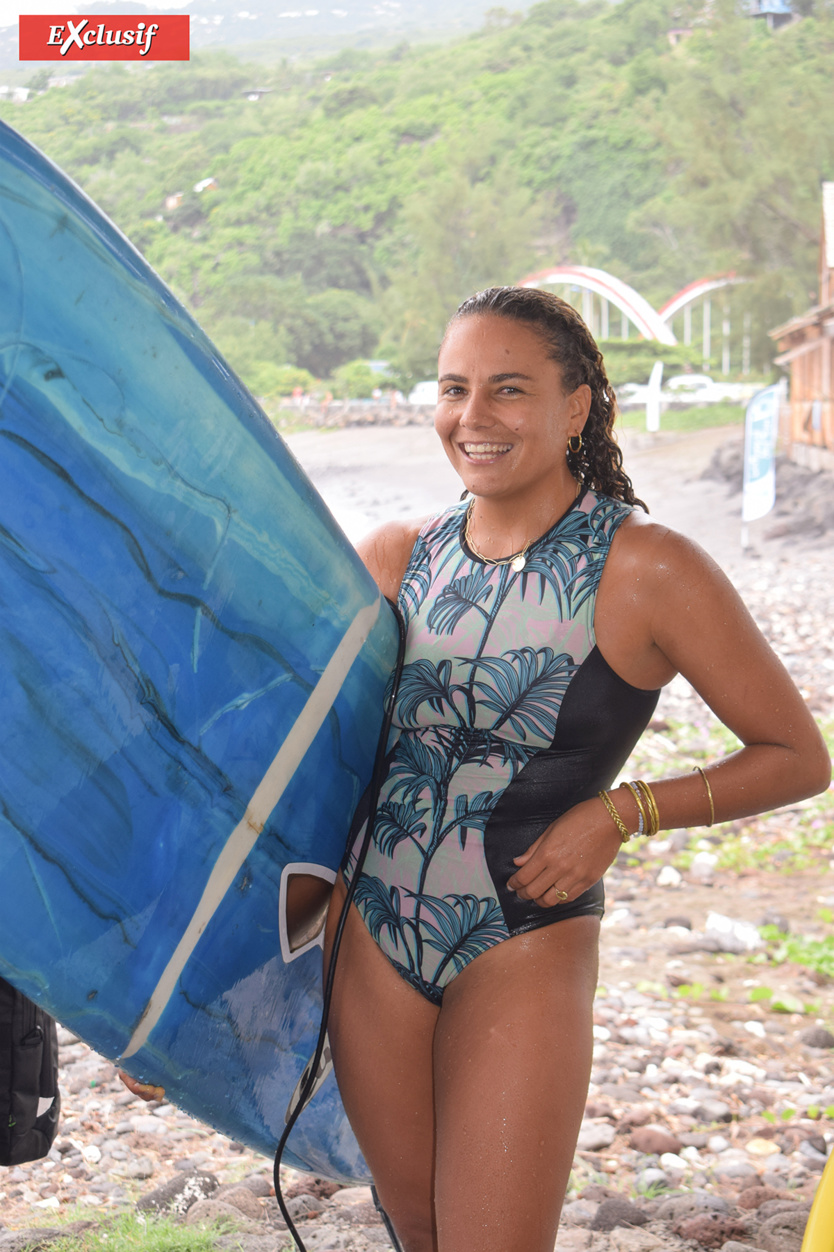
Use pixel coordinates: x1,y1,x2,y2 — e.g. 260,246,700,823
3,0,831,389
380,164,543,377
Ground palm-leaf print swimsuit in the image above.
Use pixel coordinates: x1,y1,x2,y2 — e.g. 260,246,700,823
343,488,660,1005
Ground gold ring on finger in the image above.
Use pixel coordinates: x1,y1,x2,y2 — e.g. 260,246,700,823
554,888,569,901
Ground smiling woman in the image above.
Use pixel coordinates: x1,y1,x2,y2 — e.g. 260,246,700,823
324,286,831,1252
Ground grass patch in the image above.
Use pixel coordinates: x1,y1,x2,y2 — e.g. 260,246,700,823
617,403,745,433
633,1178,674,1200
696,816,834,875
698,797,834,876
761,926,834,981
42,1210,273,1252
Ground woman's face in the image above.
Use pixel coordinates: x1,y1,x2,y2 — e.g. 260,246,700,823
434,313,590,504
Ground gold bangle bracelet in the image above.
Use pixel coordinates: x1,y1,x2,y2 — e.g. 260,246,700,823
598,789,631,844
630,779,660,836
622,781,647,836
640,780,661,836
694,765,715,827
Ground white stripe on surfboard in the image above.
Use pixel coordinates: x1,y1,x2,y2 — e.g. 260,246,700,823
121,598,383,1060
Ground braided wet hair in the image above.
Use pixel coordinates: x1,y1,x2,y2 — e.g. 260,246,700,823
448,286,648,511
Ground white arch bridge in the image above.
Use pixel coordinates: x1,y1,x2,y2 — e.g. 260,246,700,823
517,266,751,374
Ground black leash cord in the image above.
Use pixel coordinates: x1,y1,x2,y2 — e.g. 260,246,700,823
273,599,407,1252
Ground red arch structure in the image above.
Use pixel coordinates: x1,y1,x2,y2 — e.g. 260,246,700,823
658,273,744,323
517,265,677,346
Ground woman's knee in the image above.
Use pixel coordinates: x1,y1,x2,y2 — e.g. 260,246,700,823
396,1221,436,1252
377,1197,436,1252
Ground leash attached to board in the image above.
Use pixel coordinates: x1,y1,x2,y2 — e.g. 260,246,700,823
274,598,407,1252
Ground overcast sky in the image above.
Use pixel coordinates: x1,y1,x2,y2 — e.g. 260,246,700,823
0,3,188,28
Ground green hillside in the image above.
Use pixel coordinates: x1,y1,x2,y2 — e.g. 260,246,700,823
3,0,833,394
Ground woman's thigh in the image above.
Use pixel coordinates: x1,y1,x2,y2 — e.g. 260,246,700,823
324,878,440,1251
432,916,600,1252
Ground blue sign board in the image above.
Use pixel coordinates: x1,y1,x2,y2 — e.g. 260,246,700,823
742,385,780,523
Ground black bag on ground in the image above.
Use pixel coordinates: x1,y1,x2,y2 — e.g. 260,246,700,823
0,977,61,1165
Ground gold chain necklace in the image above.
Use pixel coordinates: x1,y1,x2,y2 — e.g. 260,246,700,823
463,482,581,574
463,500,532,573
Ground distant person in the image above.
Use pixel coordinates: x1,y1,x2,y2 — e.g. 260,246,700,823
323,286,830,1252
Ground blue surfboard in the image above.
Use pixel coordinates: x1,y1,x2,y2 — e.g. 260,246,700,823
0,119,398,1181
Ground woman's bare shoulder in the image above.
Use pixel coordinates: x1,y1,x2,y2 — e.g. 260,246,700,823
356,516,428,600
613,507,725,586
611,507,769,666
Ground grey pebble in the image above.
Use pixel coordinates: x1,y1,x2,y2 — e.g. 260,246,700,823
85,1178,123,1196
130,1114,167,1134
215,1239,286,1252
695,1099,733,1123
136,1168,218,1215
799,1026,834,1048
184,1199,260,1230
756,1199,811,1220
561,1198,599,1226
125,1156,155,1180
656,1190,730,1220
328,1201,379,1225
596,1083,645,1102
590,1197,650,1231
241,1173,272,1197
285,1193,324,1219
713,1159,759,1183
213,1186,263,1220
0,1233,65,1252
759,911,791,934
635,1167,667,1191
173,1151,211,1171
576,1120,617,1151
798,1138,829,1163
297,1229,354,1252
755,1205,810,1252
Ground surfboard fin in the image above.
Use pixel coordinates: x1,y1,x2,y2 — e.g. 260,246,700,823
284,1033,333,1123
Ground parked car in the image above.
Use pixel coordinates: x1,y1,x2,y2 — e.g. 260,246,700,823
619,373,759,413
665,373,715,394
663,373,747,405
615,382,654,409
408,380,439,405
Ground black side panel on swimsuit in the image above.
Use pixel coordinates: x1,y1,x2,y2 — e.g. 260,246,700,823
484,646,660,935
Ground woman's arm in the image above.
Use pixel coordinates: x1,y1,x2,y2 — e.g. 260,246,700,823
508,523,831,907
626,526,830,823
356,517,426,600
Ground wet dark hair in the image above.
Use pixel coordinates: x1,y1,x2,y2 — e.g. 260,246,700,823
447,286,647,510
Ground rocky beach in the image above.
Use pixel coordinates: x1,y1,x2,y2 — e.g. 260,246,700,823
2,422,833,1252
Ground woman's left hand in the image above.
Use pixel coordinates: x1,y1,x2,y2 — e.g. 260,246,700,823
506,797,623,907
117,1070,165,1102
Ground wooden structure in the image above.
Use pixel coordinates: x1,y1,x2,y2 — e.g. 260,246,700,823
770,183,834,472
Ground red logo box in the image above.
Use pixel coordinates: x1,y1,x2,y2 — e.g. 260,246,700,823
19,14,190,61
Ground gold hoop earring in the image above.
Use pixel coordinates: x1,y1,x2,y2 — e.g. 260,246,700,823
567,433,583,454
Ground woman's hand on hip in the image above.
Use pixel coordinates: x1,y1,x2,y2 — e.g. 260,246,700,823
506,798,623,907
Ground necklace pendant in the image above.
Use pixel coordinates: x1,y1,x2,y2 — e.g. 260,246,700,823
511,554,527,573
